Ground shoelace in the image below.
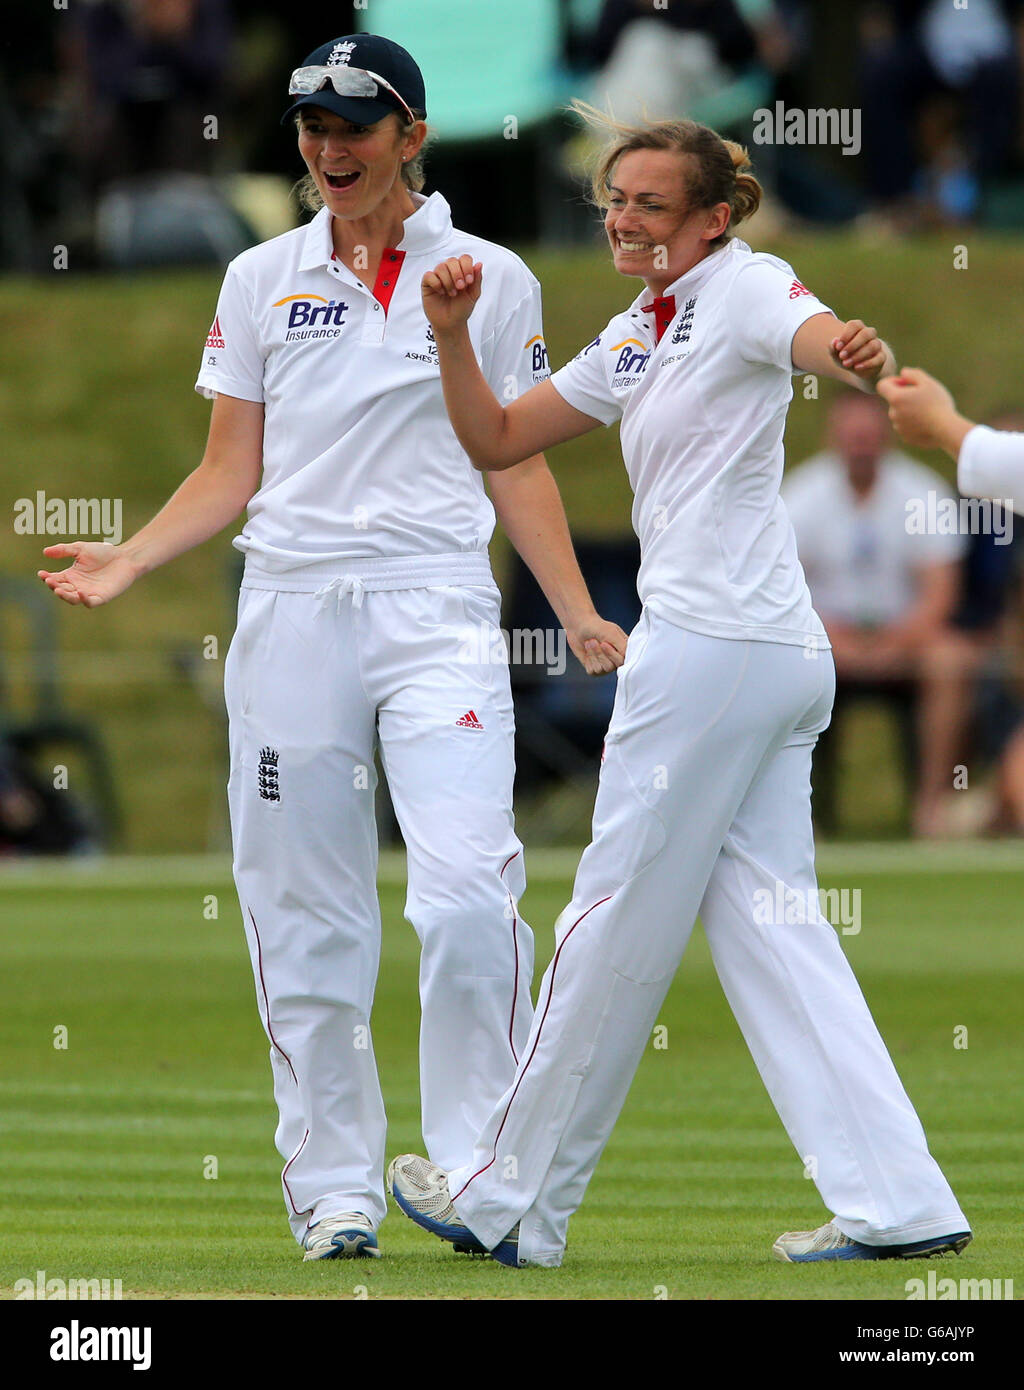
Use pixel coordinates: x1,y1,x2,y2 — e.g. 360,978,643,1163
314,575,366,613
307,1213,371,1248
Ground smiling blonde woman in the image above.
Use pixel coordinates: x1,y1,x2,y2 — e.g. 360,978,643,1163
389,107,972,1270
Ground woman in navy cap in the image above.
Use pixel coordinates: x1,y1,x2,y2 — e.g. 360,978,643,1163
40,34,627,1260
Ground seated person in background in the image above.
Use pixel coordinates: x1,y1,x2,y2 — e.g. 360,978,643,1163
914,481,1022,836
568,0,764,153
0,740,41,854
66,0,232,193
782,392,965,834
879,371,1024,833
857,0,1021,228
0,736,91,856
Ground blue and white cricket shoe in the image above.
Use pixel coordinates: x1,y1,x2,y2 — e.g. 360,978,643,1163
773,1219,972,1262
387,1154,520,1267
303,1212,381,1261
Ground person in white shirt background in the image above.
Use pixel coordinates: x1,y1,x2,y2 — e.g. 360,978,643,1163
389,105,971,1268
781,392,966,837
880,368,1024,834
37,33,628,1262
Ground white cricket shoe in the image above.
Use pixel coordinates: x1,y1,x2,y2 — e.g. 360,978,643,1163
773,1218,972,1263
387,1153,520,1267
302,1211,381,1261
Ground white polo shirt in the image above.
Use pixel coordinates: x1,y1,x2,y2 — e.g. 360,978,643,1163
195,192,550,573
782,451,966,627
549,237,831,647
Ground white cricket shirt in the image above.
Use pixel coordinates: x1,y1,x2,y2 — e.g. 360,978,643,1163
195,192,550,571
782,451,966,627
549,238,832,647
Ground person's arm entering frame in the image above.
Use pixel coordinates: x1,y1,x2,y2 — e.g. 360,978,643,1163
878,367,1024,514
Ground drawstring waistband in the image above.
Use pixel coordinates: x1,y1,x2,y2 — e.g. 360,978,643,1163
315,575,366,612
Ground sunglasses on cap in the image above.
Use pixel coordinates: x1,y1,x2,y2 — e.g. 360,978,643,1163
289,65,419,127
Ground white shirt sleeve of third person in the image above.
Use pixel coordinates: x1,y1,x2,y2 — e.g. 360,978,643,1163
548,325,622,425
727,259,834,372
194,258,266,403
958,425,1024,515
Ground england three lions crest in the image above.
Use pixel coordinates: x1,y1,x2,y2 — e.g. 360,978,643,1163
258,746,280,802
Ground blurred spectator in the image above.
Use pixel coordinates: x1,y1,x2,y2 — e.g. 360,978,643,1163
989,715,1024,833
584,0,760,124
66,0,234,192
0,2,66,269
858,0,1022,227
0,736,93,856
782,393,966,833
562,1,836,231
918,411,1024,836
57,0,262,269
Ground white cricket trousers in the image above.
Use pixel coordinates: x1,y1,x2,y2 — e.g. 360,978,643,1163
448,610,968,1265
224,555,534,1245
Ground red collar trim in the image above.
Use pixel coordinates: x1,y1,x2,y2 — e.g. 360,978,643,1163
372,249,406,315
641,294,677,343
328,248,407,316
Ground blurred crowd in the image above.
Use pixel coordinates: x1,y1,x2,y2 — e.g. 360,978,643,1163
5,1,1024,852
4,0,1024,268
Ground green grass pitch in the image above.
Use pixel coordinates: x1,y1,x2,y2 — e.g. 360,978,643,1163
0,851,1020,1301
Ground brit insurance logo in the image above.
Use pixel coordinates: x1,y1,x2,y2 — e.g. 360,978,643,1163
273,293,350,343
610,337,650,387
525,334,549,379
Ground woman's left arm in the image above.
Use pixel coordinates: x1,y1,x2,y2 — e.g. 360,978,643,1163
791,313,897,393
487,454,628,676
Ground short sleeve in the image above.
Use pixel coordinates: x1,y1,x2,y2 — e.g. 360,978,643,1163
959,425,1024,513
727,261,834,372
480,270,551,403
194,260,265,403
548,329,621,426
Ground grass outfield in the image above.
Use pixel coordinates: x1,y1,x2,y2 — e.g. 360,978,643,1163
0,849,1021,1301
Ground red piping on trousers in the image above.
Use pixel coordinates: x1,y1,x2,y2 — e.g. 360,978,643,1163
501,850,522,1065
282,1127,315,1225
453,893,613,1201
248,907,298,1086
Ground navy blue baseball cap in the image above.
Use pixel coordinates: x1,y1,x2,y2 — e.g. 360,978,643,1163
282,34,426,126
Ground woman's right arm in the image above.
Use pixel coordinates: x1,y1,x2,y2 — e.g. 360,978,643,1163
423,255,601,470
38,393,264,607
